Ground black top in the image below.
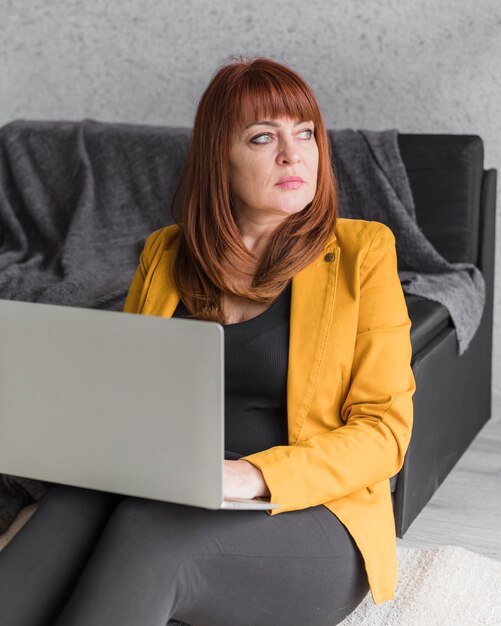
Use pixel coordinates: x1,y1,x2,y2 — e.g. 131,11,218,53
172,283,291,459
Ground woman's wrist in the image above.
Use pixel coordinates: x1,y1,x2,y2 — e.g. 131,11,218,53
241,460,271,498
223,459,271,499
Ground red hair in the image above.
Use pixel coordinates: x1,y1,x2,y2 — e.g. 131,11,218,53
170,56,338,323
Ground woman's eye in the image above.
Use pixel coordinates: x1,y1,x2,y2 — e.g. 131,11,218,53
250,128,313,144
298,128,313,139
251,133,272,144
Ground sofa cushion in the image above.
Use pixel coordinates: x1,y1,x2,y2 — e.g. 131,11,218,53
405,294,452,358
398,134,484,266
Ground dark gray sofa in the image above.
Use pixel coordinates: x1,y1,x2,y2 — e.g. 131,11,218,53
392,134,497,536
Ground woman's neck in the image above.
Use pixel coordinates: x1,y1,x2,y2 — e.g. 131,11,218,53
234,210,285,258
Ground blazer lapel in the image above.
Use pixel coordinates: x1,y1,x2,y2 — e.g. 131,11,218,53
287,236,340,444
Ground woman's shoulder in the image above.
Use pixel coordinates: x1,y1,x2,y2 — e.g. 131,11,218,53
334,217,395,247
141,223,181,258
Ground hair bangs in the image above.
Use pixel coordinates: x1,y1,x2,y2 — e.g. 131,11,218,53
228,69,320,136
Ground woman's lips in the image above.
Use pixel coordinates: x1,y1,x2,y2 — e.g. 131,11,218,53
275,180,304,189
275,180,305,190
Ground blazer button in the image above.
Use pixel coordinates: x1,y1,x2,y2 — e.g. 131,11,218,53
324,252,335,262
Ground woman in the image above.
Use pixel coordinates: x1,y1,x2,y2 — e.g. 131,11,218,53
0,56,415,626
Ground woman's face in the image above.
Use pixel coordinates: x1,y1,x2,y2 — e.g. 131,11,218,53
228,116,319,227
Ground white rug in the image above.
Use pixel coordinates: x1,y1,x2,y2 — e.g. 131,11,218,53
340,545,501,626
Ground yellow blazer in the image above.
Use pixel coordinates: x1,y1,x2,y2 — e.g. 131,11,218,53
123,217,416,605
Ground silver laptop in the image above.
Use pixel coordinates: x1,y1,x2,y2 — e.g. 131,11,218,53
0,298,278,511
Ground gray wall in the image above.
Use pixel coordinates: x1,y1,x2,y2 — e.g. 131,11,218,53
2,0,501,397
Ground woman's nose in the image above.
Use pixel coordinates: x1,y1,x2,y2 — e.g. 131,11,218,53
276,138,301,165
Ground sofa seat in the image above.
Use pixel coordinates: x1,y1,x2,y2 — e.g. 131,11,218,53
406,294,452,356
384,293,452,499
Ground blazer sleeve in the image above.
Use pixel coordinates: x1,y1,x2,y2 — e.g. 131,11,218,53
123,228,168,314
241,224,416,515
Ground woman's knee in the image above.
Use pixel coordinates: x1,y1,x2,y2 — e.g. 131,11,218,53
99,497,166,541
99,498,208,555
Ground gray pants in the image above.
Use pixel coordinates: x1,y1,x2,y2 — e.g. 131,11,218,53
0,486,369,626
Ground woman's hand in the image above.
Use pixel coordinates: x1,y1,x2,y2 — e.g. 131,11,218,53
223,460,271,500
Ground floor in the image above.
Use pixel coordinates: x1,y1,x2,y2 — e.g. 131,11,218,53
397,392,501,562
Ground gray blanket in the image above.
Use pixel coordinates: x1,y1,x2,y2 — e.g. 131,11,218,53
0,120,485,534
